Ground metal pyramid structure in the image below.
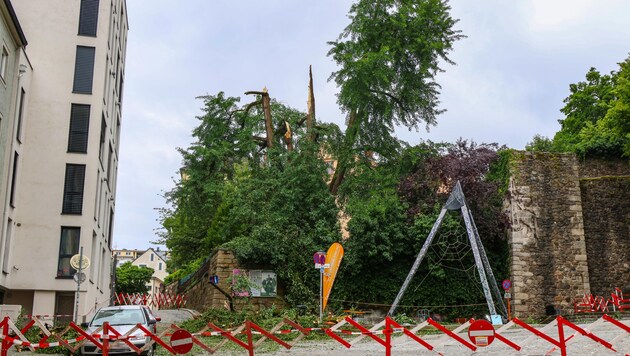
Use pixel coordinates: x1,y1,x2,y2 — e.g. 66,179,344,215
388,181,507,317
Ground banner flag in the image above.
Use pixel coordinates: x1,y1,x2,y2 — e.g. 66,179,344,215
323,242,344,311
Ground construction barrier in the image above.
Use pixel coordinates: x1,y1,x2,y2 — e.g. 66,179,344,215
0,313,628,355
115,292,187,309
574,287,630,314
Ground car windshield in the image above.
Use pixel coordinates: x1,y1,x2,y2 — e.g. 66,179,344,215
91,308,146,326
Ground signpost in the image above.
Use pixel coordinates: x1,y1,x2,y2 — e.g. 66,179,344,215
70,248,90,323
170,329,193,354
468,319,495,346
502,279,512,320
313,252,327,322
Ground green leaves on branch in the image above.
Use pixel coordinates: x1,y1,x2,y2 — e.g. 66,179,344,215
328,0,464,154
116,262,154,294
527,55,630,158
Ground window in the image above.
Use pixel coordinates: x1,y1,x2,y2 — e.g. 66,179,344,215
99,115,106,164
139,264,146,268
68,104,90,153
0,46,8,80
158,262,162,271
16,89,25,142
72,46,95,94
78,0,99,36
150,254,154,262
57,227,80,278
90,232,97,281
107,208,113,248
3,219,12,273
62,164,86,214
9,152,18,207
107,143,113,184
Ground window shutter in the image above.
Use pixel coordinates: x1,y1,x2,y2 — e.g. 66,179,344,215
62,164,86,214
73,46,95,94
68,104,90,153
78,0,99,36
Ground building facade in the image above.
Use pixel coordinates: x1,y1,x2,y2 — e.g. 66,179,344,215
113,248,144,267
131,248,168,300
0,0,128,320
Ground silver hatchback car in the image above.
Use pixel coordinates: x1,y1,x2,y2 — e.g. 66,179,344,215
80,305,160,355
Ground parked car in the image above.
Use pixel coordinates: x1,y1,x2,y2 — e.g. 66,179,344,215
80,305,160,355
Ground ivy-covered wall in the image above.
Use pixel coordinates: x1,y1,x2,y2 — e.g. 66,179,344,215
507,152,629,317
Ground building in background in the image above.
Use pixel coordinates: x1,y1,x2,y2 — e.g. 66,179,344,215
112,248,144,267
131,248,168,300
0,0,128,319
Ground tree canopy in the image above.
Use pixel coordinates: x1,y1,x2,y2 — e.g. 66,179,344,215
527,54,630,158
116,262,154,294
157,1,498,313
327,0,464,193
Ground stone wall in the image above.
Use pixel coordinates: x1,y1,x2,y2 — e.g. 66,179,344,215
508,152,629,317
164,249,285,312
507,152,591,317
578,157,630,178
580,176,630,296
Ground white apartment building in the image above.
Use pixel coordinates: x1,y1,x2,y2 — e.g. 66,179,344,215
0,0,128,320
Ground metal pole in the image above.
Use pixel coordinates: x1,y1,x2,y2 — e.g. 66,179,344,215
74,246,84,323
461,205,497,316
319,266,324,322
388,208,447,316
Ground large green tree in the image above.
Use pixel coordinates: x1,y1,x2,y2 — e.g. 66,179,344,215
116,262,154,294
327,0,464,193
528,55,630,158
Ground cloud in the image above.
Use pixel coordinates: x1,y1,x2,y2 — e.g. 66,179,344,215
114,0,630,249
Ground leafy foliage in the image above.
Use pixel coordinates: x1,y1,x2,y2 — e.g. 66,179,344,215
528,55,630,158
116,262,154,294
327,0,464,192
223,148,341,306
334,140,509,318
159,2,515,319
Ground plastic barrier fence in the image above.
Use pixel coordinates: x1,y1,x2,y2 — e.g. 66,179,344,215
574,287,630,314
0,314,628,355
115,292,187,309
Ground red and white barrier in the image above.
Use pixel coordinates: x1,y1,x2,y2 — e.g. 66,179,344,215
0,311,628,355
115,292,187,309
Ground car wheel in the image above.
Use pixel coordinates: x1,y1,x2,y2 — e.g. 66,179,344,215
142,347,155,356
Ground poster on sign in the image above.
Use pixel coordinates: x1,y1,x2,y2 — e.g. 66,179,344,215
250,270,277,297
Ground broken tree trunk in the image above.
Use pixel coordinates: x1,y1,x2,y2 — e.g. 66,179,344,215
245,88,274,149
307,65,316,141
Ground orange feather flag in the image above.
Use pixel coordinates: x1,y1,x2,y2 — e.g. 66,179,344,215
323,242,344,311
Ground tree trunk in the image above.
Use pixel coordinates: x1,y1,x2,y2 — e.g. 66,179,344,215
261,90,274,149
307,65,316,141
283,121,293,152
329,109,361,194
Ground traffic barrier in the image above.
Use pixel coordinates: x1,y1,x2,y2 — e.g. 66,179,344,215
115,292,187,309
574,287,628,314
0,312,628,355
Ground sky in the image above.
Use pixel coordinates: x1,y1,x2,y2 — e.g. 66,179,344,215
114,0,630,250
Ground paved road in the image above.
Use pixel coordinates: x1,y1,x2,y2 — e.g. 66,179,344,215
258,319,630,356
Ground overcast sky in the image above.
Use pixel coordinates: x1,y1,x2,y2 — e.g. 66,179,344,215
114,0,630,250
